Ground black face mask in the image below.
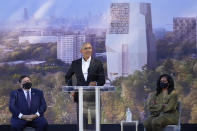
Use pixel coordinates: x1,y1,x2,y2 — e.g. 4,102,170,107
22,82,32,89
160,82,169,89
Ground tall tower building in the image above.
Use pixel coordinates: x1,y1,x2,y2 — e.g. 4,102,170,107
106,2,155,80
140,3,156,69
24,8,29,20
122,44,129,76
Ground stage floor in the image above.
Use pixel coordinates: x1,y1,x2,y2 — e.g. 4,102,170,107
1,124,197,131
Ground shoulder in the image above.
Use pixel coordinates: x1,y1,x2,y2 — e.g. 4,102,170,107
10,90,17,96
169,90,178,97
72,58,82,64
10,89,22,97
149,92,156,97
10,88,22,94
92,58,102,64
31,88,43,94
148,92,156,99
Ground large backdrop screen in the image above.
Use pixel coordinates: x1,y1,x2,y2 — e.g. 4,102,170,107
0,0,197,124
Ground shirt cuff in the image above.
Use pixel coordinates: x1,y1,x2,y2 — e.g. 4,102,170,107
36,111,40,117
18,113,23,119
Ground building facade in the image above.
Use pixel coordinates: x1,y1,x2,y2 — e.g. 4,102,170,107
105,2,155,80
173,17,196,43
57,34,85,64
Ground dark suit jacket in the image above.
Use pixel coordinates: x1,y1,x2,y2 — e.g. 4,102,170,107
65,58,105,102
9,88,47,122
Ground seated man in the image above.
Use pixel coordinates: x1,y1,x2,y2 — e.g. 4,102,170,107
9,75,48,131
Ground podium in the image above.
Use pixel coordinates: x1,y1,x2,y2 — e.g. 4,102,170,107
62,86,115,131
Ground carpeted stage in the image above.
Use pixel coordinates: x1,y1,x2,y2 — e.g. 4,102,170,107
1,124,197,131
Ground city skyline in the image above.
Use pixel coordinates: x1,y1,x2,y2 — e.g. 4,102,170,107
0,0,197,30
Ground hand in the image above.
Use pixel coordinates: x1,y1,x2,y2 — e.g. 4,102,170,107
151,100,156,105
21,115,33,121
162,104,167,108
89,81,97,86
29,114,38,120
70,92,75,98
21,114,38,121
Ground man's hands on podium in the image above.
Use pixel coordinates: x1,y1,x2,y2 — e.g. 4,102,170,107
89,81,97,86
21,114,38,121
70,92,75,98
69,81,97,99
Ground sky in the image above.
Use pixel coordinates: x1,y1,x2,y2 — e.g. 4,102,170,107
0,0,197,30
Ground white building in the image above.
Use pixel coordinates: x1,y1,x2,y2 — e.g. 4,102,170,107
106,2,155,80
19,29,58,44
57,34,85,64
19,36,57,44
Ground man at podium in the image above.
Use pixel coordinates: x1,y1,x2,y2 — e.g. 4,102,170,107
65,42,105,131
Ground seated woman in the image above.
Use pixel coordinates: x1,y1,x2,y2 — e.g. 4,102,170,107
143,74,179,131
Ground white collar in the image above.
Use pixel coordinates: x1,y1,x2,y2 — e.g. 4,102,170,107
82,56,91,63
22,88,31,93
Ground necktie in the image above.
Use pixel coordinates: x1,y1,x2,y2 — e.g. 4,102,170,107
27,91,31,108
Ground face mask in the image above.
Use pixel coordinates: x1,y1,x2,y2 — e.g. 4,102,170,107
22,82,32,89
160,82,169,89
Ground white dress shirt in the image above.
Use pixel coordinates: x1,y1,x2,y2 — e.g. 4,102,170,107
18,88,40,119
82,56,91,81
23,88,31,100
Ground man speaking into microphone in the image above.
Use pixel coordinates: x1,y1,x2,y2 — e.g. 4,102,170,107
65,42,105,131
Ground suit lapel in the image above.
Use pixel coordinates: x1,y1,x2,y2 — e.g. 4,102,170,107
30,88,36,109
78,58,86,82
18,88,29,108
87,58,94,81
